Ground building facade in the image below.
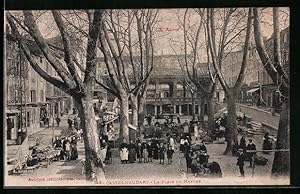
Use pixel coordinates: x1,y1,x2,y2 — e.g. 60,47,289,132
97,54,208,117
145,55,204,116
216,27,289,111
5,30,74,140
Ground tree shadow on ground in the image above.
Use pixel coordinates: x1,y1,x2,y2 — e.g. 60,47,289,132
55,167,82,175
57,160,81,166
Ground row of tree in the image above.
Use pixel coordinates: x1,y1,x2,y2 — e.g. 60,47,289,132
6,8,289,179
175,7,289,176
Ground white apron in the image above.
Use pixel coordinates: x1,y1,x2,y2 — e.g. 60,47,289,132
120,148,129,161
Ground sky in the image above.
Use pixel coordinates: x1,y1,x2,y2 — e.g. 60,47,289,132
9,7,289,61
153,8,289,57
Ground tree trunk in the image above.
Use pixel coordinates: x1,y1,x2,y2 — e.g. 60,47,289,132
119,94,130,143
199,98,205,124
74,95,104,180
138,95,146,133
223,93,238,155
130,94,138,127
130,94,139,141
191,92,196,121
206,96,215,136
271,98,290,176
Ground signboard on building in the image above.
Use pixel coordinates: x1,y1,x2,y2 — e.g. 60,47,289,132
102,111,119,124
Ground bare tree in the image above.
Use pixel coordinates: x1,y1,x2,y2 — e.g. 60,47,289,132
172,8,217,133
126,9,159,132
206,8,253,154
253,7,289,176
7,10,105,180
97,9,159,141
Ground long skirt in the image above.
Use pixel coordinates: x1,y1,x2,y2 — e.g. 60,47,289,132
147,149,153,158
128,148,136,163
120,148,129,161
100,148,107,162
263,140,272,154
159,152,165,160
70,146,78,160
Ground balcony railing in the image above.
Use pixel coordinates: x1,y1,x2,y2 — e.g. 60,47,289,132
145,97,196,103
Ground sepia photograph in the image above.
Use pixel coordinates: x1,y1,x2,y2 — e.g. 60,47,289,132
4,7,290,187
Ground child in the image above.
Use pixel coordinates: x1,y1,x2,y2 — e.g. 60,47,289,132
190,152,198,176
136,142,143,163
167,145,174,164
143,145,149,163
64,137,71,161
158,143,166,165
119,139,129,164
147,141,153,162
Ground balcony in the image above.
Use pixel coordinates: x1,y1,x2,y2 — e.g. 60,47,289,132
145,97,195,105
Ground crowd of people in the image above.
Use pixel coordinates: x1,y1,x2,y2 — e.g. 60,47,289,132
236,133,271,177
45,108,273,178
53,135,78,161
49,116,84,162
113,114,223,177
119,136,175,165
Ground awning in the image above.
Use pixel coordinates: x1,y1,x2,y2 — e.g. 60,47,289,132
247,88,260,94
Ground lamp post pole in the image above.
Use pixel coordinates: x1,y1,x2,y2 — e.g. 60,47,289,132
52,101,55,138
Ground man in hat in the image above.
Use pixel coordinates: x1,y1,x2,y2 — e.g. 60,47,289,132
246,139,257,167
237,148,246,177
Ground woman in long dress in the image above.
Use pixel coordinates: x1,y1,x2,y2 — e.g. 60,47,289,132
136,142,143,163
70,136,78,160
169,135,175,151
263,132,272,154
100,139,107,164
152,138,159,160
119,139,129,164
128,140,137,163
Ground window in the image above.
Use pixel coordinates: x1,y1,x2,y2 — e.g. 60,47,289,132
40,90,44,102
46,83,52,96
164,92,169,98
30,90,36,102
9,86,14,102
40,57,43,63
